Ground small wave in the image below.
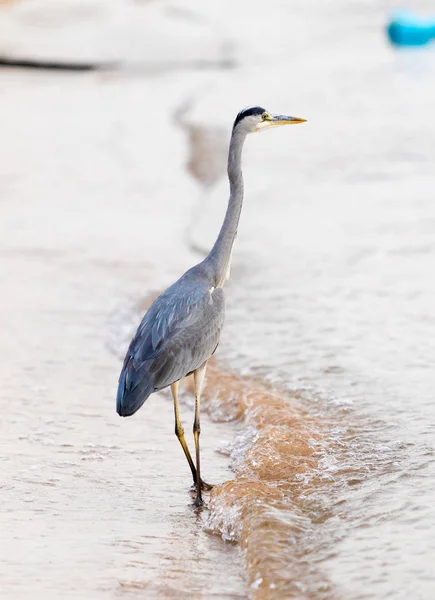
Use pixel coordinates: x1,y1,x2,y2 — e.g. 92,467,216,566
193,362,336,599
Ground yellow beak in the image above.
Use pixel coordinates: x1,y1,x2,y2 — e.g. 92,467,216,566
270,114,307,126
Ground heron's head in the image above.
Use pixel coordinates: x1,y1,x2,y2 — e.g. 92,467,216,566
233,106,306,134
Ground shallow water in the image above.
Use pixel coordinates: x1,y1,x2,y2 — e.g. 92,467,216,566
0,69,247,600
189,72,435,600
181,0,435,595
0,250,247,600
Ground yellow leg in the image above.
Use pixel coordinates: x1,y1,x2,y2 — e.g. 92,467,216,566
193,362,207,507
171,381,197,483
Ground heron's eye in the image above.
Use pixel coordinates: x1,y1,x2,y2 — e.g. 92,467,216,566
262,113,269,121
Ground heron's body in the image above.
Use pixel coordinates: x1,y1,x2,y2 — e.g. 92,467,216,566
117,262,225,417
116,106,306,506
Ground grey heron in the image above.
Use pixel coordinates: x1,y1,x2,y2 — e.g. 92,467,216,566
116,106,306,506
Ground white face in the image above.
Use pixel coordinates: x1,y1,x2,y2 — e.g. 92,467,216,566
234,111,270,134
253,111,273,132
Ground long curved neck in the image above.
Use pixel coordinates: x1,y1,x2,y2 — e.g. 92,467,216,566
206,127,247,287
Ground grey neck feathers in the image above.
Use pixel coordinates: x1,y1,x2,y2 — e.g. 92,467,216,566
206,126,247,287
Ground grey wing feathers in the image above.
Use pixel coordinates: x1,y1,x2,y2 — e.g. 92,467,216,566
116,269,225,417
133,283,209,361
147,287,224,389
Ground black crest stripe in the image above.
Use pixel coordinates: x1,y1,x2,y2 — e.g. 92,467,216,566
233,106,266,129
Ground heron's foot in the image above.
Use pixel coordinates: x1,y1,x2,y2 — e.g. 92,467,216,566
190,479,214,492
193,495,204,508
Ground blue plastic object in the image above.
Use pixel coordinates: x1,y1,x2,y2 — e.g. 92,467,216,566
387,11,435,47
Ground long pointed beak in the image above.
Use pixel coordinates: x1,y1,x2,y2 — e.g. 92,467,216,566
270,114,307,126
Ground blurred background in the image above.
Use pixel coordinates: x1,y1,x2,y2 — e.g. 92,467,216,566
1,1,435,599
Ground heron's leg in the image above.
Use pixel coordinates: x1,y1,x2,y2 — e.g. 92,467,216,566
193,362,207,507
171,381,197,483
